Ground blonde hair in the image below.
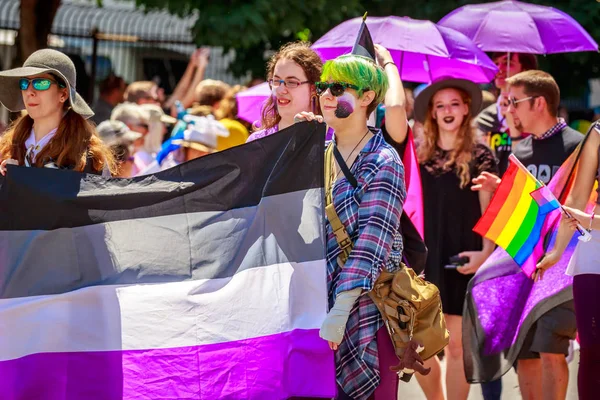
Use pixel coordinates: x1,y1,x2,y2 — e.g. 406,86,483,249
215,85,247,120
418,87,476,188
124,81,157,103
195,79,230,107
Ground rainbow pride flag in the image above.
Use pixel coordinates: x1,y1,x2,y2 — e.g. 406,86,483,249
474,155,561,277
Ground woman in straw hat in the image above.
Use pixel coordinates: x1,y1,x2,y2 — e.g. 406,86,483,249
0,49,116,176
411,78,497,400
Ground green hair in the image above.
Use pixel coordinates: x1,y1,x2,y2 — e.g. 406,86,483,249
321,55,389,115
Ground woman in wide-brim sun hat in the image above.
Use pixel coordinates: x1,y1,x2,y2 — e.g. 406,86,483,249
0,48,116,176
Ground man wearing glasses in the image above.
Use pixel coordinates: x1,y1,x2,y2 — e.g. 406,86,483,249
505,71,582,184
476,53,538,176
472,70,582,400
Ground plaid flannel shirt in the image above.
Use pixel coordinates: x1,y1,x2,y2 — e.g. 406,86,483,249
532,118,567,140
326,130,406,399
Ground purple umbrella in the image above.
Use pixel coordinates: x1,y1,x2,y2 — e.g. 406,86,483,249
311,16,498,84
236,82,271,125
438,0,598,54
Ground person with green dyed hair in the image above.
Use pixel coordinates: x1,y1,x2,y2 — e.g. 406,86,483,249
294,51,412,399
320,54,389,117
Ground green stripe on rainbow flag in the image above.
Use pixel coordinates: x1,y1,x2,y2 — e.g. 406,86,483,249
473,154,560,266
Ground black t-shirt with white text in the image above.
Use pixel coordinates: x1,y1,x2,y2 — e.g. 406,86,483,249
512,126,583,184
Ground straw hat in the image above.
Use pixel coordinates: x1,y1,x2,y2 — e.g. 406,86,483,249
0,49,94,119
413,78,482,123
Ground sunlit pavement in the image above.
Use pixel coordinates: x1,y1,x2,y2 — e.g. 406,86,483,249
400,351,579,399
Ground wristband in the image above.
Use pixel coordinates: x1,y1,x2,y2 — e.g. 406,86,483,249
382,61,396,69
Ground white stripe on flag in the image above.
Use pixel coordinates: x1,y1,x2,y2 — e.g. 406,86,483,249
0,260,327,361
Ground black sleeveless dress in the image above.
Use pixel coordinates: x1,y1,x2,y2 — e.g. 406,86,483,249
420,144,498,315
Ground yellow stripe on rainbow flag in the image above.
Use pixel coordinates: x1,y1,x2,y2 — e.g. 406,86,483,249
484,169,529,242
496,177,539,248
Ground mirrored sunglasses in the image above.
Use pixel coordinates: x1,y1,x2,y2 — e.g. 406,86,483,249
19,78,66,91
315,82,361,97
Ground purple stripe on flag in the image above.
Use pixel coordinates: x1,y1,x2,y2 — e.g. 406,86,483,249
0,329,335,400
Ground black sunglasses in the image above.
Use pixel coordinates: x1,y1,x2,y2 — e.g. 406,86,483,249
507,95,539,108
315,82,361,97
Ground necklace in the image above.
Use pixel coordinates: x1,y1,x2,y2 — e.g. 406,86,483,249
329,129,370,192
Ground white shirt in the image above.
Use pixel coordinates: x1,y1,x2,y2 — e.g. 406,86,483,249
24,126,111,177
136,151,180,176
24,127,58,164
566,229,600,276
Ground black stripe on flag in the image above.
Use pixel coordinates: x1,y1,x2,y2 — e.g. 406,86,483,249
0,122,326,298
0,121,325,231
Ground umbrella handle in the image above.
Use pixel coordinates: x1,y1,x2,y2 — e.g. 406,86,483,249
505,51,511,92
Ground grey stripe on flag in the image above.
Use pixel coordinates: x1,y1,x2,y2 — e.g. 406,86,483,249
0,188,325,299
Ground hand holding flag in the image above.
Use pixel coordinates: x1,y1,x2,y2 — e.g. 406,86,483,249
474,154,589,278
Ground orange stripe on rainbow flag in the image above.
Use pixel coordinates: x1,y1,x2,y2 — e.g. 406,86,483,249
482,166,532,242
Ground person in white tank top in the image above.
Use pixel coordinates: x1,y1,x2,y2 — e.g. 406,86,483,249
537,121,600,400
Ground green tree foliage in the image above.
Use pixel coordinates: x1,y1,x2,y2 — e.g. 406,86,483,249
376,0,600,99
135,0,600,99
134,0,364,79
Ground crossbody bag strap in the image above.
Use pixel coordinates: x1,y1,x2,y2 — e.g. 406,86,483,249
333,145,358,188
324,143,356,265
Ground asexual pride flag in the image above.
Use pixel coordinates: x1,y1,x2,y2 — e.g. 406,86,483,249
0,121,335,399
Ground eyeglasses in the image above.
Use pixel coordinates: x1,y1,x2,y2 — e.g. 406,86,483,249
508,96,538,108
268,79,310,89
315,82,361,97
19,78,66,91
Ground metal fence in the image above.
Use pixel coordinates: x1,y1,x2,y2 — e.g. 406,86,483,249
0,0,246,112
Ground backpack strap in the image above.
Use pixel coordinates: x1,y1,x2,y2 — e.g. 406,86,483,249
325,143,354,265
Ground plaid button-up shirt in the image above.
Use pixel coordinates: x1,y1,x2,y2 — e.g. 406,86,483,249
532,118,568,140
326,130,406,399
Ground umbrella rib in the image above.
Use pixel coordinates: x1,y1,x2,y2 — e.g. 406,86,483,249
472,11,493,49
434,23,452,58
398,50,404,78
425,54,433,83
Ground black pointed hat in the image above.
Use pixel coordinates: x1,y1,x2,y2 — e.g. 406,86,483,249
351,12,376,61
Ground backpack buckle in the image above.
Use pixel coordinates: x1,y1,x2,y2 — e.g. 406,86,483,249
333,226,352,250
